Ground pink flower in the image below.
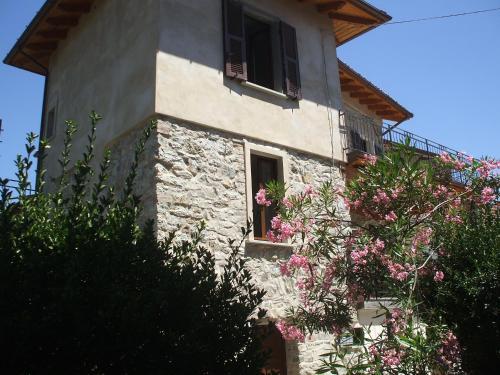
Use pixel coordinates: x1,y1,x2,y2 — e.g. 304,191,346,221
391,187,403,199
267,230,281,243
255,188,271,207
351,248,368,266
480,187,495,205
445,214,463,224
373,189,390,205
275,320,305,342
362,153,378,165
281,197,293,209
304,184,316,196
288,254,310,270
434,271,444,282
439,152,453,164
374,238,385,252
279,262,291,277
433,185,449,198
384,211,397,222
381,348,402,367
387,261,410,281
437,331,461,369
280,222,295,241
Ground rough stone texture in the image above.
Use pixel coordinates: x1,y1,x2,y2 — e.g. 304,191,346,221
107,124,159,227
109,117,348,375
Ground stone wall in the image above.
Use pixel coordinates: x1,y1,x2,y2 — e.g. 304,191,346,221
110,117,348,374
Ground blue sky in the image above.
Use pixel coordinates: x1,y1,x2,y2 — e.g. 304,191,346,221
0,1,499,181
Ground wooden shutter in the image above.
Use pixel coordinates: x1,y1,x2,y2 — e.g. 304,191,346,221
280,22,301,100
222,0,247,80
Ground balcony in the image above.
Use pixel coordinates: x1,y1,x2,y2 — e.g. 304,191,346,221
342,110,467,185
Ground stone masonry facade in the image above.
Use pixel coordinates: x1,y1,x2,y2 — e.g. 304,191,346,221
110,117,348,375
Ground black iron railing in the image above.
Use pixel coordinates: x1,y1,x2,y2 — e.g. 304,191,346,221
343,110,468,185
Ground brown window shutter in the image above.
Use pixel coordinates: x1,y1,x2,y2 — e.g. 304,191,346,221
222,0,247,80
280,21,301,100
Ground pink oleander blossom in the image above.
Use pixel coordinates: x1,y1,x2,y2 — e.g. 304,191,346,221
288,254,310,270
281,197,293,209
304,184,316,197
387,261,410,282
279,261,291,277
439,152,453,164
362,153,378,165
381,348,403,367
434,270,444,282
437,331,461,370
480,187,495,205
445,214,463,224
385,211,397,222
433,184,449,198
275,320,305,342
280,222,295,241
255,188,271,207
373,189,390,205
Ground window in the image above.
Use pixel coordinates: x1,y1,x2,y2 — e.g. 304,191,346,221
45,107,56,139
251,154,278,240
222,0,301,99
245,15,276,90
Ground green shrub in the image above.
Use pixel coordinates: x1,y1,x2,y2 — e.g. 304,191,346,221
0,113,267,374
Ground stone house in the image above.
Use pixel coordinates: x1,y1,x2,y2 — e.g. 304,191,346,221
6,0,466,373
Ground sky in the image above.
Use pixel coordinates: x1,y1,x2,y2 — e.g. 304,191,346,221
0,0,499,182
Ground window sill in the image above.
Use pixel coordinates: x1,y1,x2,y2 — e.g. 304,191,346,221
360,298,398,310
241,81,288,100
244,239,293,259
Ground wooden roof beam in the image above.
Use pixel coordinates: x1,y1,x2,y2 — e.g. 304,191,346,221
351,92,373,98
329,12,377,25
25,41,58,51
359,98,383,105
317,1,346,14
368,104,391,110
36,29,69,39
342,84,364,91
340,77,354,85
46,16,79,27
58,2,92,13
376,110,398,116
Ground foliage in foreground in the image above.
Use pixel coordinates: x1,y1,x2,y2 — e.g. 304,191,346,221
0,113,267,374
258,142,499,374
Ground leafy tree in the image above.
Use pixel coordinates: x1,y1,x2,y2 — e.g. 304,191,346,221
258,143,499,374
0,113,267,374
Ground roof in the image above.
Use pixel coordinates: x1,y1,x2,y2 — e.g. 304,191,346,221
338,59,413,122
302,0,392,46
4,0,94,75
4,0,391,76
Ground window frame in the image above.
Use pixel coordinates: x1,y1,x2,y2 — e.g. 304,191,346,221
222,0,302,100
44,102,57,141
244,140,289,242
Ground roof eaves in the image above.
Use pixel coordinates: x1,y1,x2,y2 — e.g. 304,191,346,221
338,59,413,120
3,0,56,71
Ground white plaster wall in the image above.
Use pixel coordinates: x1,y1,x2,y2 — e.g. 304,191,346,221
43,0,158,182
155,0,344,161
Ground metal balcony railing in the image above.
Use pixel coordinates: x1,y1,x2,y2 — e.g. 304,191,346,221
343,110,468,185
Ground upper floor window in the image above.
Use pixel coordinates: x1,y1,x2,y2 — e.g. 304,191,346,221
222,0,301,99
